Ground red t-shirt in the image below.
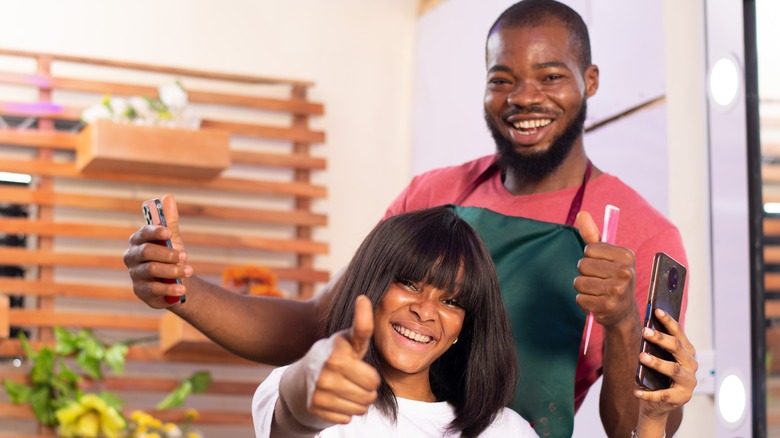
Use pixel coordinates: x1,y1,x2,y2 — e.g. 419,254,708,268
383,155,688,412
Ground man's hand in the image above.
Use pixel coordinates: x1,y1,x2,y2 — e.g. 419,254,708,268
573,210,637,328
123,194,192,308
308,295,380,424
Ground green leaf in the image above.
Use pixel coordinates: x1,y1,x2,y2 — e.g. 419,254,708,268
76,350,102,380
50,377,78,403
29,386,57,426
124,106,138,120
18,332,37,361
30,348,54,385
189,371,212,394
54,327,78,356
156,380,192,410
2,379,33,404
104,344,128,375
77,330,104,356
57,361,80,384
98,390,125,410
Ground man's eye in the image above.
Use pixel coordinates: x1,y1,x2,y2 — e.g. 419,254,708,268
545,74,563,81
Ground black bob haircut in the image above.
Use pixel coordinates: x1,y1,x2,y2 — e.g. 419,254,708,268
324,206,518,437
487,0,592,72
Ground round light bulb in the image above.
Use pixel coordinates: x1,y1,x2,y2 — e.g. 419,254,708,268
709,57,740,107
718,374,746,424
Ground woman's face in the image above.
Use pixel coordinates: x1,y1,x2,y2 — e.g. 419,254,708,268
372,279,465,380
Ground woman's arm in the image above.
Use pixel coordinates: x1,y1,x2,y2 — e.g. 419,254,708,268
272,296,380,437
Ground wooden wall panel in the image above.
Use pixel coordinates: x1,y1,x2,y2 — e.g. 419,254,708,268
0,48,327,435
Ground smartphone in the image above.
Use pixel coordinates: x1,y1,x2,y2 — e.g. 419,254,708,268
635,252,686,390
142,198,186,305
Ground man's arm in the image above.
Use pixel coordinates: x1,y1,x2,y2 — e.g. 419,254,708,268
174,276,333,365
574,211,644,437
599,308,643,437
123,194,336,365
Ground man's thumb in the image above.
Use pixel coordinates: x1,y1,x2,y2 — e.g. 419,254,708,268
160,194,180,226
350,295,374,358
575,210,601,245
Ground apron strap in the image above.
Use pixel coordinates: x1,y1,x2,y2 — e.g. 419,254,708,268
564,160,592,226
454,157,593,226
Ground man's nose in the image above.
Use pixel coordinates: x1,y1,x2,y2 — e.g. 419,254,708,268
507,80,544,107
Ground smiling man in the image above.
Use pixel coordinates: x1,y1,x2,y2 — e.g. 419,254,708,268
381,1,688,436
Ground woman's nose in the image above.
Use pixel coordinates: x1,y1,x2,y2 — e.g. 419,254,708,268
409,295,436,321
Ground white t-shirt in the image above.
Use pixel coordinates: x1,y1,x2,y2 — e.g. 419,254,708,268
252,366,539,437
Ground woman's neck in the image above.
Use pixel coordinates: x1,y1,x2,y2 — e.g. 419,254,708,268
384,368,436,402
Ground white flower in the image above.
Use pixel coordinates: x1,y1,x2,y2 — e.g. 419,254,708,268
81,81,198,129
81,104,112,123
159,81,188,111
128,96,154,121
107,97,129,118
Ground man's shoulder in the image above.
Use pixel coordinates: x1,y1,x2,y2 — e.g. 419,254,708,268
404,155,495,197
412,155,495,185
592,174,681,240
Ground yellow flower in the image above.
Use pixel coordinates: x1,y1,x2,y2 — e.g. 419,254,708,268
184,408,199,421
55,394,126,438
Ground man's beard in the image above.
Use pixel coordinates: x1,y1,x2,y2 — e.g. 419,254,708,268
485,100,587,182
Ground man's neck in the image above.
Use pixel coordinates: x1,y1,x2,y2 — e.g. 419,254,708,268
502,149,599,196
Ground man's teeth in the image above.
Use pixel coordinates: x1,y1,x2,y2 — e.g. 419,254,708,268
392,324,432,344
512,119,552,130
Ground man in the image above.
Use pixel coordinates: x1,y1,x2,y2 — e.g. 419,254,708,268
124,1,687,436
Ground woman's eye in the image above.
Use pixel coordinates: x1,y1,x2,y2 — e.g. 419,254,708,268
442,298,461,308
398,279,419,292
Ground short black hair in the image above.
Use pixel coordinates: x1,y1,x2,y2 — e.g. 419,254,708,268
487,0,592,71
324,206,518,438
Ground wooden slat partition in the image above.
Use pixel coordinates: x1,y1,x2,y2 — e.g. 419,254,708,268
0,48,328,435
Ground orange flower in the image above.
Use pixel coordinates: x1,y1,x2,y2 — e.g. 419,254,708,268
222,264,283,297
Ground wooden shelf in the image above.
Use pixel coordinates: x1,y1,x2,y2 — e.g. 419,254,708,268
76,119,230,179
159,312,239,360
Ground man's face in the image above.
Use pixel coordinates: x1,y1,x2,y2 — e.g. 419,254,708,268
483,24,598,181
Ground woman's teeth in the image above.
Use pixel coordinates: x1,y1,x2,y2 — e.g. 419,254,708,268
392,324,432,344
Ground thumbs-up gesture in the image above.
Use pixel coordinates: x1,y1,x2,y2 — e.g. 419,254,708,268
276,295,381,434
573,211,637,328
308,295,381,424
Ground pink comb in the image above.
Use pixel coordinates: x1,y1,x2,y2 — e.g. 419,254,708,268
583,205,620,355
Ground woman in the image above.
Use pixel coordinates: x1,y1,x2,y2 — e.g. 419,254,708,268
252,206,697,437
253,206,532,437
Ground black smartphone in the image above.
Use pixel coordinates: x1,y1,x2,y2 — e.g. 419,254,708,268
635,252,686,390
142,198,186,305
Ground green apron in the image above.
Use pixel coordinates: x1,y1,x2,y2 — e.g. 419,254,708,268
450,160,591,438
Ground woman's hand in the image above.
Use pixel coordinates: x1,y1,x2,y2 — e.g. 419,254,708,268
633,309,697,436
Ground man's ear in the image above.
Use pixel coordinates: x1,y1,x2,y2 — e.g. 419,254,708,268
584,64,599,98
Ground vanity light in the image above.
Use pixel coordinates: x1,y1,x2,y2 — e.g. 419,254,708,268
717,373,746,425
709,57,740,107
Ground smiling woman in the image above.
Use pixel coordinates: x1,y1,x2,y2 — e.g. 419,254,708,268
251,206,537,438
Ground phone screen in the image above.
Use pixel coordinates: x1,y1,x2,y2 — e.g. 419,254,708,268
635,252,686,390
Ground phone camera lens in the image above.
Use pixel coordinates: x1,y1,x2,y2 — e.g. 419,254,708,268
667,266,679,292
